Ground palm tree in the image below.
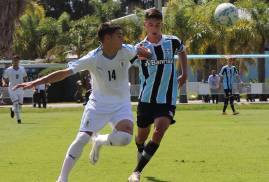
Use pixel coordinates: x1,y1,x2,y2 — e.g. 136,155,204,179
235,0,269,100
0,0,26,58
13,2,46,59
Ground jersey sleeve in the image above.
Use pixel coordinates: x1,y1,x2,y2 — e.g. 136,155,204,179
172,36,185,55
68,52,95,74
123,44,138,64
219,66,224,76
234,66,239,75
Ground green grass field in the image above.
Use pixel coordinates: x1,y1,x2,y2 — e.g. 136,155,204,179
0,104,269,182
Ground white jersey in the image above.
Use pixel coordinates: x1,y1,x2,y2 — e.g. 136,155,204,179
3,66,27,88
69,44,137,106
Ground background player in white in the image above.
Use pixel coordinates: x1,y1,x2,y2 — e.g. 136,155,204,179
2,55,27,124
14,22,151,182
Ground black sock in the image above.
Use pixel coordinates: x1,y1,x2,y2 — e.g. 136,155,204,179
231,104,235,112
223,104,228,112
136,142,145,154
134,140,159,173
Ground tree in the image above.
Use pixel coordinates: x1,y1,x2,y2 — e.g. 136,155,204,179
13,2,47,59
0,0,26,58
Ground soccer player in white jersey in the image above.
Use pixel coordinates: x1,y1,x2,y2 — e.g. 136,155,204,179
14,22,152,182
2,55,27,124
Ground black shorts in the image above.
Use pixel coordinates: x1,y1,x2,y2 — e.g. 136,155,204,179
136,102,176,128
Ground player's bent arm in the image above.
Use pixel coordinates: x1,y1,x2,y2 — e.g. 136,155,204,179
2,78,8,87
177,51,188,81
179,51,188,77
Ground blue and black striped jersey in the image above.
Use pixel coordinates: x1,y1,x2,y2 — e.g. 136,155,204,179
135,35,185,106
219,65,239,90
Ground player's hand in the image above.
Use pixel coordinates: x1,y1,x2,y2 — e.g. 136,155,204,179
177,74,187,88
13,82,35,90
137,45,152,60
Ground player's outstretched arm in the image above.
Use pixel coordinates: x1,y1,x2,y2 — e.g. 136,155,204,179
13,68,73,90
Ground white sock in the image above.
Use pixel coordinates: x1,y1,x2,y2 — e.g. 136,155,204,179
13,103,21,120
58,132,90,181
96,130,132,146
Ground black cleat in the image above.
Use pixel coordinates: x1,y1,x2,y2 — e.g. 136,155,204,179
10,108,14,118
17,119,21,124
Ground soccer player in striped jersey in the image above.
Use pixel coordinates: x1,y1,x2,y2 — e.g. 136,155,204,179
2,55,28,124
14,22,152,182
128,8,187,182
219,59,240,115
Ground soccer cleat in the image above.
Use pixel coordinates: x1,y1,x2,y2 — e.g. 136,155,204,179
17,120,21,124
10,108,14,118
233,111,239,115
89,135,102,165
56,179,65,182
128,171,141,182
222,112,227,115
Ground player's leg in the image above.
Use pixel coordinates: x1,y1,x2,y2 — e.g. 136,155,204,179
57,131,92,182
9,89,22,123
8,88,16,118
89,102,133,164
57,105,101,182
129,117,169,182
129,104,175,182
16,92,25,123
134,116,169,173
229,93,239,115
89,119,133,164
135,127,151,162
134,102,152,162
223,89,229,114
37,92,42,108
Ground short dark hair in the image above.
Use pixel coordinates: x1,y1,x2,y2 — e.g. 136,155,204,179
97,22,122,42
145,8,163,21
12,54,20,60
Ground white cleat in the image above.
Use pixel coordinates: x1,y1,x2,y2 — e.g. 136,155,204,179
89,135,102,165
56,179,65,182
128,171,141,182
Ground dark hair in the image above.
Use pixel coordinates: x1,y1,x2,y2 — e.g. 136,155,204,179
97,22,122,42
12,54,20,60
145,8,163,20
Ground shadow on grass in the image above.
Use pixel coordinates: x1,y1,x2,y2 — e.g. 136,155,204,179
20,122,39,124
145,176,171,182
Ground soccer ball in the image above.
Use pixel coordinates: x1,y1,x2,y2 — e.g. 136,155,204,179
214,3,239,26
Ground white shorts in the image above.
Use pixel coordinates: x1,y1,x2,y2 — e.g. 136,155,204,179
8,87,24,104
79,101,133,132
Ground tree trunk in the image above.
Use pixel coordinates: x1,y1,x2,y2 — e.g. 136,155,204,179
0,0,26,58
